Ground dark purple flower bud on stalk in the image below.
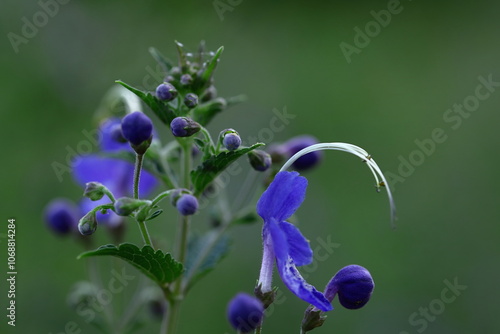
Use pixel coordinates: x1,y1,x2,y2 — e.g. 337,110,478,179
156,82,178,102
176,194,198,216
227,293,264,333
170,117,201,137
282,135,322,171
221,129,241,151
78,211,98,236
44,199,79,235
248,150,272,171
184,93,199,109
324,265,374,310
121,112,153,146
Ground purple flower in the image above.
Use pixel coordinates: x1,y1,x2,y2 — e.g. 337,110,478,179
72,118,158,225
282,135,322,171
324,265,374,310
227,293,264,333
256,171,332,311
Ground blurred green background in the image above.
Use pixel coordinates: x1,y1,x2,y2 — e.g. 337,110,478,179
1,0,499,333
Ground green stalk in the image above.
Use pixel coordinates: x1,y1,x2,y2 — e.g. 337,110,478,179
133,153,153,247
133,153,144,199
164,141,192,334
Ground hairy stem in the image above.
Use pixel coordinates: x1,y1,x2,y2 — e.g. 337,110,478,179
133,153,144,199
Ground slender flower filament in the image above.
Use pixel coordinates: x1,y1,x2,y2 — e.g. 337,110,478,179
280,142,397,227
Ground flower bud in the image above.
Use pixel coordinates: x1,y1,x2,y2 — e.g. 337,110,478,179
78,211,98,236
170,117,201,137
156,82,178,101
83,182,106,201
44,199,79,235
200,85,217,102
176,194,198,216
324,265,374,310
221,129,241,151
184,93,198,109
227,293,264,333
282,135,322,171
301,306,327,332
248,150,272,172
121,112,153,146
180,74,193,86
109,123,126,143
114,197,148,216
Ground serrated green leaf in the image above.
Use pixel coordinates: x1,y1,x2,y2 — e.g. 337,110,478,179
191,143,265,196
184,231,230,291
116,80,176,125
148,47,173,72
78,243,183,286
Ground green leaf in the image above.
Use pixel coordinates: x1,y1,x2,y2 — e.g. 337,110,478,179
148,47,173,72
191,143,265,196
115,80,176,125
78,243,183,286
191,97,227,126
174,40,188,71
184,231,230,291
201,46,224,82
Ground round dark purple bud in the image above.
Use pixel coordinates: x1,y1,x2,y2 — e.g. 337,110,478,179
156,82,178,102
170,117,201,137
176,194,198,216
44,199,79,235
221,129,241,151
325,265,374,310
180,74,193,86
78,211,98,236
184,93,199,109
282,135,322,171
248,150,272,172
121,112,153,146
109,123,126,143
227,293,264,333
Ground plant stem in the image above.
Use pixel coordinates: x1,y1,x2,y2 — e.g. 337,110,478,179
163,142,192,334
133,153,144,199
137,219,153,247
133,153,153,247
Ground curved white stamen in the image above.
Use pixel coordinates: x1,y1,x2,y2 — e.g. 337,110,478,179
280,142,397,228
